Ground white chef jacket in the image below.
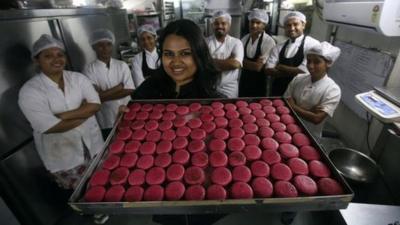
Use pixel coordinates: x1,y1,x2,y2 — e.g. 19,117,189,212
18,71,104,173
206,35,244,98
284,73,341,138
84,58,135,129
265,35,320,72
131,48,160,87
241,32,276,63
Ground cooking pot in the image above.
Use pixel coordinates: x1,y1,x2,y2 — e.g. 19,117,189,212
329,148,379,183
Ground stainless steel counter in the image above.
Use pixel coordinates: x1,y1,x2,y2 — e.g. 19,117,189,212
340,203,400,225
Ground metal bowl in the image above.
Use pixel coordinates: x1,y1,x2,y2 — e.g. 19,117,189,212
329,148,379,183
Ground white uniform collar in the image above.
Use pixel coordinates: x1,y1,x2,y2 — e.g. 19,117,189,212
95,58,114,67
213,34,232,43
310,73,328,85
39,71,63,88
145,48,157,55
290,34,305,43
250,32,263,40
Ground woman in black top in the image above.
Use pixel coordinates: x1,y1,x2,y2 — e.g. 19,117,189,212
129,19,224,225
132,19,223,99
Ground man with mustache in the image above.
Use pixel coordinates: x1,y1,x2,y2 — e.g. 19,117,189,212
264,11,319,96
206,10,244,98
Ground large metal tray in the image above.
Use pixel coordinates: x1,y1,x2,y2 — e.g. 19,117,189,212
68,98,353,215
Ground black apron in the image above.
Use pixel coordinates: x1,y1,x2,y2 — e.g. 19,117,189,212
141,51,158,79
271,35,306,96
239,32,266,97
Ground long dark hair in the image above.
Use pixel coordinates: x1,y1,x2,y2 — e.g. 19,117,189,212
158,19,221,98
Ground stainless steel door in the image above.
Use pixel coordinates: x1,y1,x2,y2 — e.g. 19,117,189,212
0,19,55,156
58,15,112,72
59,10,131,72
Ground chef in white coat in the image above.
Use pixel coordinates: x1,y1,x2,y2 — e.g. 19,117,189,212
284,42,341,138
83,29,135,138
239,8,276,97
18,34,104,189
206,11,244,98
131,24,160,87
265,11,320,96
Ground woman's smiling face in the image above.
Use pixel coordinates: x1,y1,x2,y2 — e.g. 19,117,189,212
36,47,66,75
162,34,197,87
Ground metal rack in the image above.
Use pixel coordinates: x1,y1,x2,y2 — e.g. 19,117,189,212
162,1,176,26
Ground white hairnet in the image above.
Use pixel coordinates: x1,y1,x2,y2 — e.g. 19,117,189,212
137,24,157,38
248,9,269,24
90,29,115,45
284,11,306,24
32,34,65,58
307,42,341,65
212,11,232,24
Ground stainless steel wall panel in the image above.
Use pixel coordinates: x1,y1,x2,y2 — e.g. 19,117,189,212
205,0,242,13
58,15,111,72
58,10,131,72
0,19,53,155
107,9,131,45
0,141,70,225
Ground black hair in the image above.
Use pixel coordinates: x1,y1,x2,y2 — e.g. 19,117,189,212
158,19,222,98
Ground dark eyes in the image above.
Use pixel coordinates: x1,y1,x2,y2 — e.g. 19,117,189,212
42,53,64,58
163,51,192,57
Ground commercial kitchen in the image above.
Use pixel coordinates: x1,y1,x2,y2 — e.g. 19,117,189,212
0,0,400,225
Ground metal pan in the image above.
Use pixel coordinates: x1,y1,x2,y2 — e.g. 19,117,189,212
68,97,353,215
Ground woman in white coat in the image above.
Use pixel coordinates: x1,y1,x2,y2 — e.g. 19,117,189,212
18,34,104,189
284,42,342,138
131,24,160,87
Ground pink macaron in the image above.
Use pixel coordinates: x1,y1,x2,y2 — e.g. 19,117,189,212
274,181,298,198
166,164,185,181
124,186,144,202
261,150,282,165
209,151,228,167
102,155,120,170
128,169,146,186
228,151,247,167
165,181,186,200
156,140,173,154
251,177,273,198
143,185,164,201
271,163,293,181
211,167,232,186
124,141,141,153
207,184,227,200
293,175,317,196
84,186,106,202
230,182,253,199
250,160,270,177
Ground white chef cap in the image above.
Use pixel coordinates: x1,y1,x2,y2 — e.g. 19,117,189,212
248,9,269,25
212,10,232,24
137,24,157,38
307,42,341,65
32,34,65,58
90,29,115,45
284,11,306,24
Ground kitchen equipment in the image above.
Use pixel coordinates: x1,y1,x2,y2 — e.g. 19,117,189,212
329,148,379,183
355,91,400,123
